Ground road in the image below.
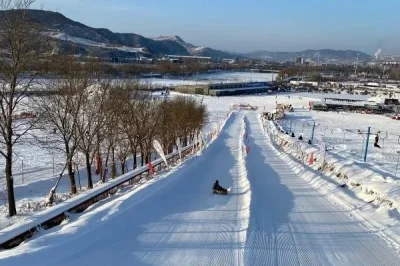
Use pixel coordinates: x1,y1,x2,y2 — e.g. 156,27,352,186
0,111,399,266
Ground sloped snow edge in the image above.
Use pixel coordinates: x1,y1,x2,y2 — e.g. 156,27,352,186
259,114,400,251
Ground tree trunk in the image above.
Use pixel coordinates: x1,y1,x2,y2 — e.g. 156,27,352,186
163,140,168,155
5,144,16,216
111,146,116,179
121,159,126,174
145,147,150,164
85,152,93,189
140,143,144,166
183,136,188,146
148,153,151,164
67,157,77,194
102,147,111,183
133,149,137,169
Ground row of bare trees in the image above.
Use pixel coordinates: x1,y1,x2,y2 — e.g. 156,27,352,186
277,65,388,82
35,67,207,205
0,0,208,216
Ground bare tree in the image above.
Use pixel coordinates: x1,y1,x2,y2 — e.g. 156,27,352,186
102,114,118,180
157,100,177,154
0,0,50,216
122,107,140,170
130,93,159,166
101,81,132,180
119,83,141,170
35,57,95,195
115,133,130,175
75,81,109,189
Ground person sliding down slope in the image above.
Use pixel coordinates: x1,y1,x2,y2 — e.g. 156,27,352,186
212,180,230,195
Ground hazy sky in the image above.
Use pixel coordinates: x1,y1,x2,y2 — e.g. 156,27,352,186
34,0,400,54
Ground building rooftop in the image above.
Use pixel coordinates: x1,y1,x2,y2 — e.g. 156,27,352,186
166,55,212,60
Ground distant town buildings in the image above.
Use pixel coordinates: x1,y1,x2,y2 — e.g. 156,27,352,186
175,81,276,96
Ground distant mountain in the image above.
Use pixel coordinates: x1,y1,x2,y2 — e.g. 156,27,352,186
0,9,190,58
246,49,372,62
0,9,238,59
153,35,237,59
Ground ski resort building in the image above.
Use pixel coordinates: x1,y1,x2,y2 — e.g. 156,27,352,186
166,55,212,63
175,81,276,96
309,97,395,114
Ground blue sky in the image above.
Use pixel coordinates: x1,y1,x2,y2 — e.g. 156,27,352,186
34,0,400,54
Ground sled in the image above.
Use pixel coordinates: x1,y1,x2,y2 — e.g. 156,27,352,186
213,189,228,195
212,187,231,195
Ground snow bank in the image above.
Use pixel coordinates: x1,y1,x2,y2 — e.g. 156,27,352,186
236,115,251,243
262,115,400,212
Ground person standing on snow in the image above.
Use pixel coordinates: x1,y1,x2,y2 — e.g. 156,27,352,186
374,135,381,148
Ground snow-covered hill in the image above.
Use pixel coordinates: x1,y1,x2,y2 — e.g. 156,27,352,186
153,35,237,59
153,35,197,50
3,9,190,57
0,9,237,58
49,32,147,54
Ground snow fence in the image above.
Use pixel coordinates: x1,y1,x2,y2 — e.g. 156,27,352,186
260,114,400,213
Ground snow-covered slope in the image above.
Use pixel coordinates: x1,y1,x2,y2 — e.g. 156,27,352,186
49,32,147,53
244,112,399,265
1,111,399,265
153,35,197,50
153,35,236,58
13,10,190,57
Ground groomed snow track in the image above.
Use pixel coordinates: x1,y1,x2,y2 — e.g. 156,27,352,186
0,112,399,266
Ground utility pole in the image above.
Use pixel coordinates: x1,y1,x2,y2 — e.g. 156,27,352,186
363,127,371,162
311,122,316,144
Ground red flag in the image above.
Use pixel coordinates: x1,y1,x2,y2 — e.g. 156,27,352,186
308,153,314,165
246,145,250,154
148,161,155,175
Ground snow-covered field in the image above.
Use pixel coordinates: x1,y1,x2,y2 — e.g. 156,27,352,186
275,97,400,177
1,111,399,265
140,71,276,87
189,91,400,178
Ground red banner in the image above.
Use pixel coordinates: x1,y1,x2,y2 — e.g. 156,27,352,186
246,145,250,154
148,161,155,175
308,153,314,165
